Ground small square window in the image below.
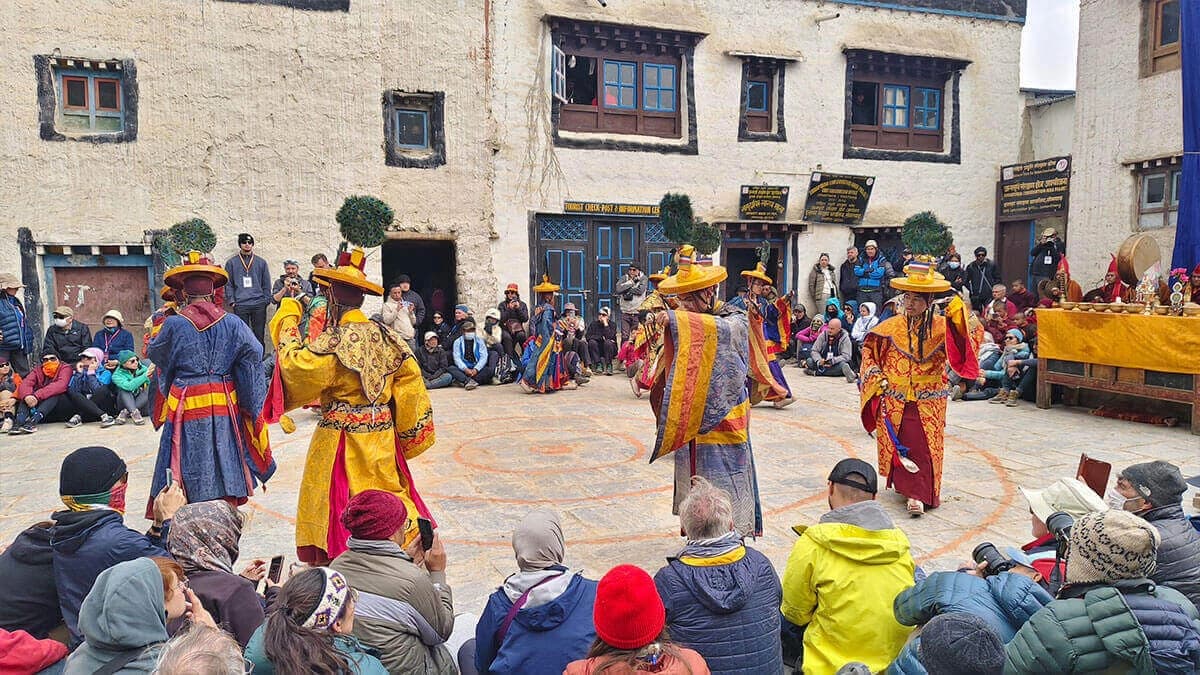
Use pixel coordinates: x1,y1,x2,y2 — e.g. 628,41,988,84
643,63,676,113
394,110,428,149
63,77,88,109
96,79,120,111
1142,172,1167,208
746,81,769,112
882,85,909,128
913,88,940,130
603,60,637,110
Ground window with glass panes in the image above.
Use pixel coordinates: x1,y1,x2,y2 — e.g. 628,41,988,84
1145,0,1181,75
738,56,785,139
848,77,947,152
56,70,123,134
1137,165,1182,230
643,64,676,112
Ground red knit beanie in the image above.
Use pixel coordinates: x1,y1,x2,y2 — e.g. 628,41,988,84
341,490,408,541
593,564,665,650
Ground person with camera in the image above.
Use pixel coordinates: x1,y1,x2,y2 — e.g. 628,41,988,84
1018,477,1107,579
271,258,314,307
1109,461,1200,612
330,489,468,675
1005,509,1200,674
1028,228,1065,291
613,263,648,343
498,283,530,360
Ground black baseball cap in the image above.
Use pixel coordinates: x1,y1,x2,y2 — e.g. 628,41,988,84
828,458,877,494
238,233,254,245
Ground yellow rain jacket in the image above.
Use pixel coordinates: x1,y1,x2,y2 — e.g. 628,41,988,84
780,502,915,674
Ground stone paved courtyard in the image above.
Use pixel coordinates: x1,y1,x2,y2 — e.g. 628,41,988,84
2,374,1197,613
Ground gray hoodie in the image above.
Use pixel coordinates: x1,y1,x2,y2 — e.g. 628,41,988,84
64,558,167,674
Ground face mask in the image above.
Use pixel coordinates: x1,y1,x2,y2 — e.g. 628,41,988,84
54,318,68,328
108,481,128,515
464,333,476,340
948,262,960,269
42,361,60,377
105,326,118,333
1105,486,1141,512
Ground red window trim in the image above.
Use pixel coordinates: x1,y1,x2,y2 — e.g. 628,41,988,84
62,76,89,110
94,78,122,112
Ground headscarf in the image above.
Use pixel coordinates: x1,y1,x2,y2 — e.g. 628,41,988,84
851,302,879,342
168,501,242,574
511,509,565,572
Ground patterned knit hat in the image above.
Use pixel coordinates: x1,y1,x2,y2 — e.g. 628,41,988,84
1066,510,1160,585
918,613,1005,675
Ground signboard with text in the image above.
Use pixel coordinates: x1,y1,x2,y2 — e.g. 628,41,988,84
563,201,660,217
801,172,875,226
738,185,790,221
998,156,1071,220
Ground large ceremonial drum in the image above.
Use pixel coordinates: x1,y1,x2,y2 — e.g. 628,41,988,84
1116,233,1161,286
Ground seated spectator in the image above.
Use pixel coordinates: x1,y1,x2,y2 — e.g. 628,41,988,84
430,311,452,346
878,295,902,322
1005,510,1200,673
585,307,620,376
781,459,915,674
1010,311,1037,350
0,357,22,432
65,557,216,675
448,304,473,344
654,477,782,674
911,613,1005,675
564,564,709,675
983,286,1017,343
43,306,91,365
558,303,592,378
10,352,72,435
64,347,116,428
155,625,245,675
381,283,418,350
951,333,1000,401
0,628,67,675
1110,461,1200,611
449,320,492,391
417,332,454,390
890,568,1051,674
245,567,388,675
1018,477,1107,576
804,318,856,382
851,302,879,345
986,330,1031,406
50,446,183,645
92,310,135,364
111,350,153,425
482,308,508,373
331,490,460,674
822,298,846,323
498,284,530,360
0,521,59,640
474,510,597,675
793,315,824,365
1008,280,1038,313
783,304,812,361
168,501,276,648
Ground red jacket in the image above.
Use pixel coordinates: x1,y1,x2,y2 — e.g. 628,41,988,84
16,364,71,401
0,628,67,675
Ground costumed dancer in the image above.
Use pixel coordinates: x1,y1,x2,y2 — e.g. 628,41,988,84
146,285,181,430
266,246,436,564
629,267,673,399
737,262,794,409
146,251,274,516
859,259,979,517
648,246,779,537
519,275,581,393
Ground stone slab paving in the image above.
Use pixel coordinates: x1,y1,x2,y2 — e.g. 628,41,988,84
2,372,1197,614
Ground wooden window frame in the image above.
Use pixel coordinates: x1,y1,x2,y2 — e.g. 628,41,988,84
1136,166,1181,231
912,87,941,130
383,91,446,168
850,72,945,152
393,109,429,149
1145,0,1181,75
737,58,786,142
36,56,138,143
557,44,682,138
94,77,122,113
61,76,89,111
642,63,676,113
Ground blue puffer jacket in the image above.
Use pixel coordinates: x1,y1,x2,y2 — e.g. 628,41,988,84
0,294,34,353
888,571,1052,674
654,545,783,675
1142,505,1200,612
474,569,597,675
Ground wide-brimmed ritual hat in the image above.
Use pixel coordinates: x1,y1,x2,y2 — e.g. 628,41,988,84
313,247,384,296
740,262,773,284
890,259,950,293
657,245,727,295
532,274,561,293
164,251,229,290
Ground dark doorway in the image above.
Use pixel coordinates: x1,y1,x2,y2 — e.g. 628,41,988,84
381,239,456,331
998,216,1067,289
723,244,781,301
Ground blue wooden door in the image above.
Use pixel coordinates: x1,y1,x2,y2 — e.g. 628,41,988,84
595,223,637,318
544,248,586,315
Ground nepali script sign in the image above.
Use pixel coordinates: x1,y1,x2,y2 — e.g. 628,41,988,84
999,156,1071,219
802,173,875,226
738,185,790,221
563,201,661,217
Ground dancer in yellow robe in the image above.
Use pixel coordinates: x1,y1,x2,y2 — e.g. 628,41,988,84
268,247,435,564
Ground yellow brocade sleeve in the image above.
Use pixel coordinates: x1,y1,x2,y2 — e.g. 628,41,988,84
945,295,969,337
275,342,337,412
390,353,436,460
270,297,304,348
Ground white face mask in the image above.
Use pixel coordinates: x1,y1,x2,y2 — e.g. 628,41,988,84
948,262,960,269
53,318,68,328
464,333,476,340
1105,486,1141,512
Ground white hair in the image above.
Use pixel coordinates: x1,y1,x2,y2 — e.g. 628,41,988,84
155,626,244,675
680,477,734,539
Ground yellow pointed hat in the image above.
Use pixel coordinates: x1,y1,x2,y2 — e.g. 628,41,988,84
649,266,670,283
532,274,561,293
890,258,951,293
657,245,727,295
313,247,384,296
740,262,773,284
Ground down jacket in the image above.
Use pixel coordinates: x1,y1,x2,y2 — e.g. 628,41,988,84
0,293,34,354
1005,579,1200,674
888,571,1052,674
654,545,783,675
1142,504,1200,612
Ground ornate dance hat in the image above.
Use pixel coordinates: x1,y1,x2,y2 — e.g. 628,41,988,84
313,248,384,296
657,245,727,295
532,274,561,293
649,267,670,284
740,262,773,284
164,250,229,292
890,258,950,293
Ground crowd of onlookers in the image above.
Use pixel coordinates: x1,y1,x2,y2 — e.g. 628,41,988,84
4,443,1200,674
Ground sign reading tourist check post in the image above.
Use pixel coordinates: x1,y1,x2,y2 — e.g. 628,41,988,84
738,185,790,221
563,201,661,217
998,156,1071,219
801,173,875,226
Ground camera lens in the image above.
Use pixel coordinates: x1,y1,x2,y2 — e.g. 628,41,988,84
1045,511,1074,538
972,542,1014,577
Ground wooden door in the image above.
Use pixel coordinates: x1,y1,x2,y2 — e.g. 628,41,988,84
53,266,151,349
998,221,1033,287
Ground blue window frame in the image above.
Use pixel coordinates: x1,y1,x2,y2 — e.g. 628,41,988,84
56,69,124,133
643,63,676,112
394,109,429,149
603,60,637,110
746,80,769,112
913,87,941,130
881,85,909,128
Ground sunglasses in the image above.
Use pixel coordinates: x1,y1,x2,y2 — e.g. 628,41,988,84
42,356,58,362
1005,336,1018,341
